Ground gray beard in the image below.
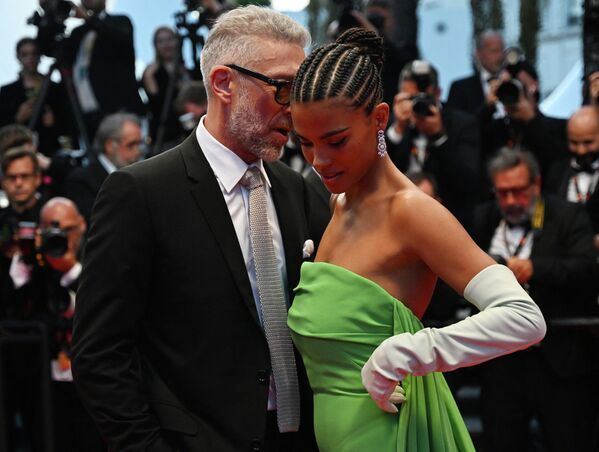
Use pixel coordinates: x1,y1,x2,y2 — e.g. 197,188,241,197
227,89,284,162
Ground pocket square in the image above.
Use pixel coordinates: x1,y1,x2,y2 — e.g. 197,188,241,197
302,239,314,259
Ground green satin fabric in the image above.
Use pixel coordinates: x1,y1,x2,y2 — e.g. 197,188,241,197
288,262,475,452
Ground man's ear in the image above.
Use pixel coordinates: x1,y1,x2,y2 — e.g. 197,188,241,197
104,139,116,157
210,66,234,104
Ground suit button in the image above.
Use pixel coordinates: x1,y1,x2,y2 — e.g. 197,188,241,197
256,370,268,384
250,439,261,451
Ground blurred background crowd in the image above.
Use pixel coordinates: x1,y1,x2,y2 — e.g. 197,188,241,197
0,0,599,451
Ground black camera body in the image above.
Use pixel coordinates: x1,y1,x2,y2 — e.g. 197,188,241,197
40,221,69,258
496,78,524,107
412,93,436,117
407,61,437,116
27,0,74,54
0,220,69,265
494,47,532,107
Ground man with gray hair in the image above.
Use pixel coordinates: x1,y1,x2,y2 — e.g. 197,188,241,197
72,6,318,452
447,30,505,114
472,147,599,452
64,112,143,224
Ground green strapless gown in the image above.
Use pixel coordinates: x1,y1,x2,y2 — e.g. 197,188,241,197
288,262,475,452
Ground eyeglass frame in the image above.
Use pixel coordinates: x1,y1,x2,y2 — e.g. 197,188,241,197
225,64,292,106
494,183,533,199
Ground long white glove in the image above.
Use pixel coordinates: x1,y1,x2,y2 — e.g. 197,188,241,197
361,264,546,412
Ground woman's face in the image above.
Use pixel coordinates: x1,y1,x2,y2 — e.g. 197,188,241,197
155,29,177,62
291,98,384,194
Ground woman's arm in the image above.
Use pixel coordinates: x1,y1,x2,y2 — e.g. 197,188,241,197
361,191,546,412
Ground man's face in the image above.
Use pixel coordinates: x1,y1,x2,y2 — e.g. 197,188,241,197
1,156,41,208
17,42,40,74
105,120,143,169
399,80,439,102
477,35,505,74
494,163,540,225
568,114,599,157
226,40,305,162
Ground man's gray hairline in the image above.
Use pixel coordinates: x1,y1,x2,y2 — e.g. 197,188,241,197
487,147,540,183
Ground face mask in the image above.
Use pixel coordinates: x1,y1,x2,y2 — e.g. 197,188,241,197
572,150,599,173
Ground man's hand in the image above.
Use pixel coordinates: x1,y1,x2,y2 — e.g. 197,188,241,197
506,257,533,284
504,92,536,122
15,98,35,124
392,92,413,135
588,71,599,107
486,78,502,106
413,104,444,137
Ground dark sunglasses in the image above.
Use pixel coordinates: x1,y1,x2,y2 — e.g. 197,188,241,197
225,64,292,106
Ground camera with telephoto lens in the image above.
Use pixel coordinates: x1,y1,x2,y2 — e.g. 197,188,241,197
495,47,527,107
408,60,436,116
40,221,69,258
27,0,74,52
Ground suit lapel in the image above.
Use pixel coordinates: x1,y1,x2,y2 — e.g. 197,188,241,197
180,134,261,326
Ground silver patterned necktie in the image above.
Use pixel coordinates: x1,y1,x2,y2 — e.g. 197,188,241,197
240,166,300,433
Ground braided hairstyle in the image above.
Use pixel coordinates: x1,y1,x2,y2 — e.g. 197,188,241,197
292,28,385,115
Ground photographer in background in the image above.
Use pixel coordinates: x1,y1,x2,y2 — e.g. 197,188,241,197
473,148,599,452
64,112,143,224
36,0,144,141
328,0,417,108
481,48,568,181
0,196,105,451
386,60,481,232
0,147,45,452
0,37,68,155
38,197,105,451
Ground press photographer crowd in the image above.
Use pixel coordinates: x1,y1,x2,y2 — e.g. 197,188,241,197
1,0,599,450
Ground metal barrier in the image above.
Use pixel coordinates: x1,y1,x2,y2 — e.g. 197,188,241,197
0,321,54,452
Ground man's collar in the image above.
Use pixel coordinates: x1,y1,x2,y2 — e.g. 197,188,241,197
195,116,271,193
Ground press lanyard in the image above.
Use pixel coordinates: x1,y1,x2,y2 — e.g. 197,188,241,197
503,198,544,258
503,224,531,258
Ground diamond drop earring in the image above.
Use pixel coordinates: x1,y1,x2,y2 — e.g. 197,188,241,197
377,129,387,158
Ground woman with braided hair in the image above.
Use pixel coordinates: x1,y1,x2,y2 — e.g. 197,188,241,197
287,28,546,451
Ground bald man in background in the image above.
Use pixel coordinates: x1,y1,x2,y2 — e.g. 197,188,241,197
546,106,599,249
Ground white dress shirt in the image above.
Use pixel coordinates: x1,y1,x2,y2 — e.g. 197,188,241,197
488,220,533,261
567,167,599,204
196,117,288,410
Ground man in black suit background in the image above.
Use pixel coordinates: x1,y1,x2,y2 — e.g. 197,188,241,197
37,0,144,141
473,148,599,452
386,60,480,232
545,105,599,248
447,30,505,115
64,112,143,224
71,6,318,452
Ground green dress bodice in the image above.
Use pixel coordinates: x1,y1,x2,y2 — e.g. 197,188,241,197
288,262,475,452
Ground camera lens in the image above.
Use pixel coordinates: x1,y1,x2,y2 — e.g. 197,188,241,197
496,80,521,106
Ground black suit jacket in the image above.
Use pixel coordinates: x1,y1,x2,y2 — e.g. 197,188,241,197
38,14,144,117
446,73,485,115
545,159,599,233
63,157,109,225
473,196,599,377
71,132,318,451
0,77,68,153
387,106,481,232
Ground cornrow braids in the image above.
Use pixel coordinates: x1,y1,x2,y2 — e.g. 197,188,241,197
292,28,384,114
